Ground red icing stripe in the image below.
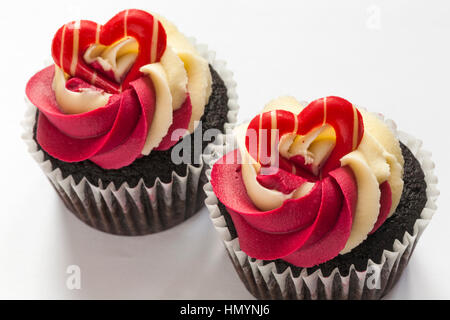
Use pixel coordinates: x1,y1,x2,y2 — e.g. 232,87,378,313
51,9,167,94
246,110,296,167
245,96,365,180
297,97,364,175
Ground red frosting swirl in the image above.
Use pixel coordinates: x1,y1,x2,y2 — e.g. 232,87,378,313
26,66,192,169
211,97,393,267
211,150,358,267
26,66,155,169
25,9,194,170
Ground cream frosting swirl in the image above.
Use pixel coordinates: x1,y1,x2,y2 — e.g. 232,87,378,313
235,97,404,253
52,13,212,156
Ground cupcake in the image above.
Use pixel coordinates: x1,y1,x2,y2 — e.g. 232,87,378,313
205,96,438,299
22,9,238,235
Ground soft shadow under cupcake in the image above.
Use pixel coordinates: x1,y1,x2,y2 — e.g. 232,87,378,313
56,199,252,299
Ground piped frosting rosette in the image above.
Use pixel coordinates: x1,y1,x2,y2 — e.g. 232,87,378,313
211,96,405,267
25,9,212,169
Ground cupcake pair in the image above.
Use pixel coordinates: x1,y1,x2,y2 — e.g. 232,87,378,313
24,9,438,299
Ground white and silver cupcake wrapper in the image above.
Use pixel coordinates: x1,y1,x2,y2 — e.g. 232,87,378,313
204,113,438,299
22,38,239,236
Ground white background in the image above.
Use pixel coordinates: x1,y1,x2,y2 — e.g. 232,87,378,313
0,0,448,299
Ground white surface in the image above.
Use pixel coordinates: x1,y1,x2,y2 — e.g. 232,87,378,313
0,0,448,299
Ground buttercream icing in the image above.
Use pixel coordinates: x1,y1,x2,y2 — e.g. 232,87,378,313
211,96,404,267
26,9,213,169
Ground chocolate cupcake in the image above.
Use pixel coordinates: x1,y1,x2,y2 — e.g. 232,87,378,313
22,9,238,235
205,96,438,299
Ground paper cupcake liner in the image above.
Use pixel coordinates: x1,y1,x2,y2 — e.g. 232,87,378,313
22,38,239,236
203,113,438,299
